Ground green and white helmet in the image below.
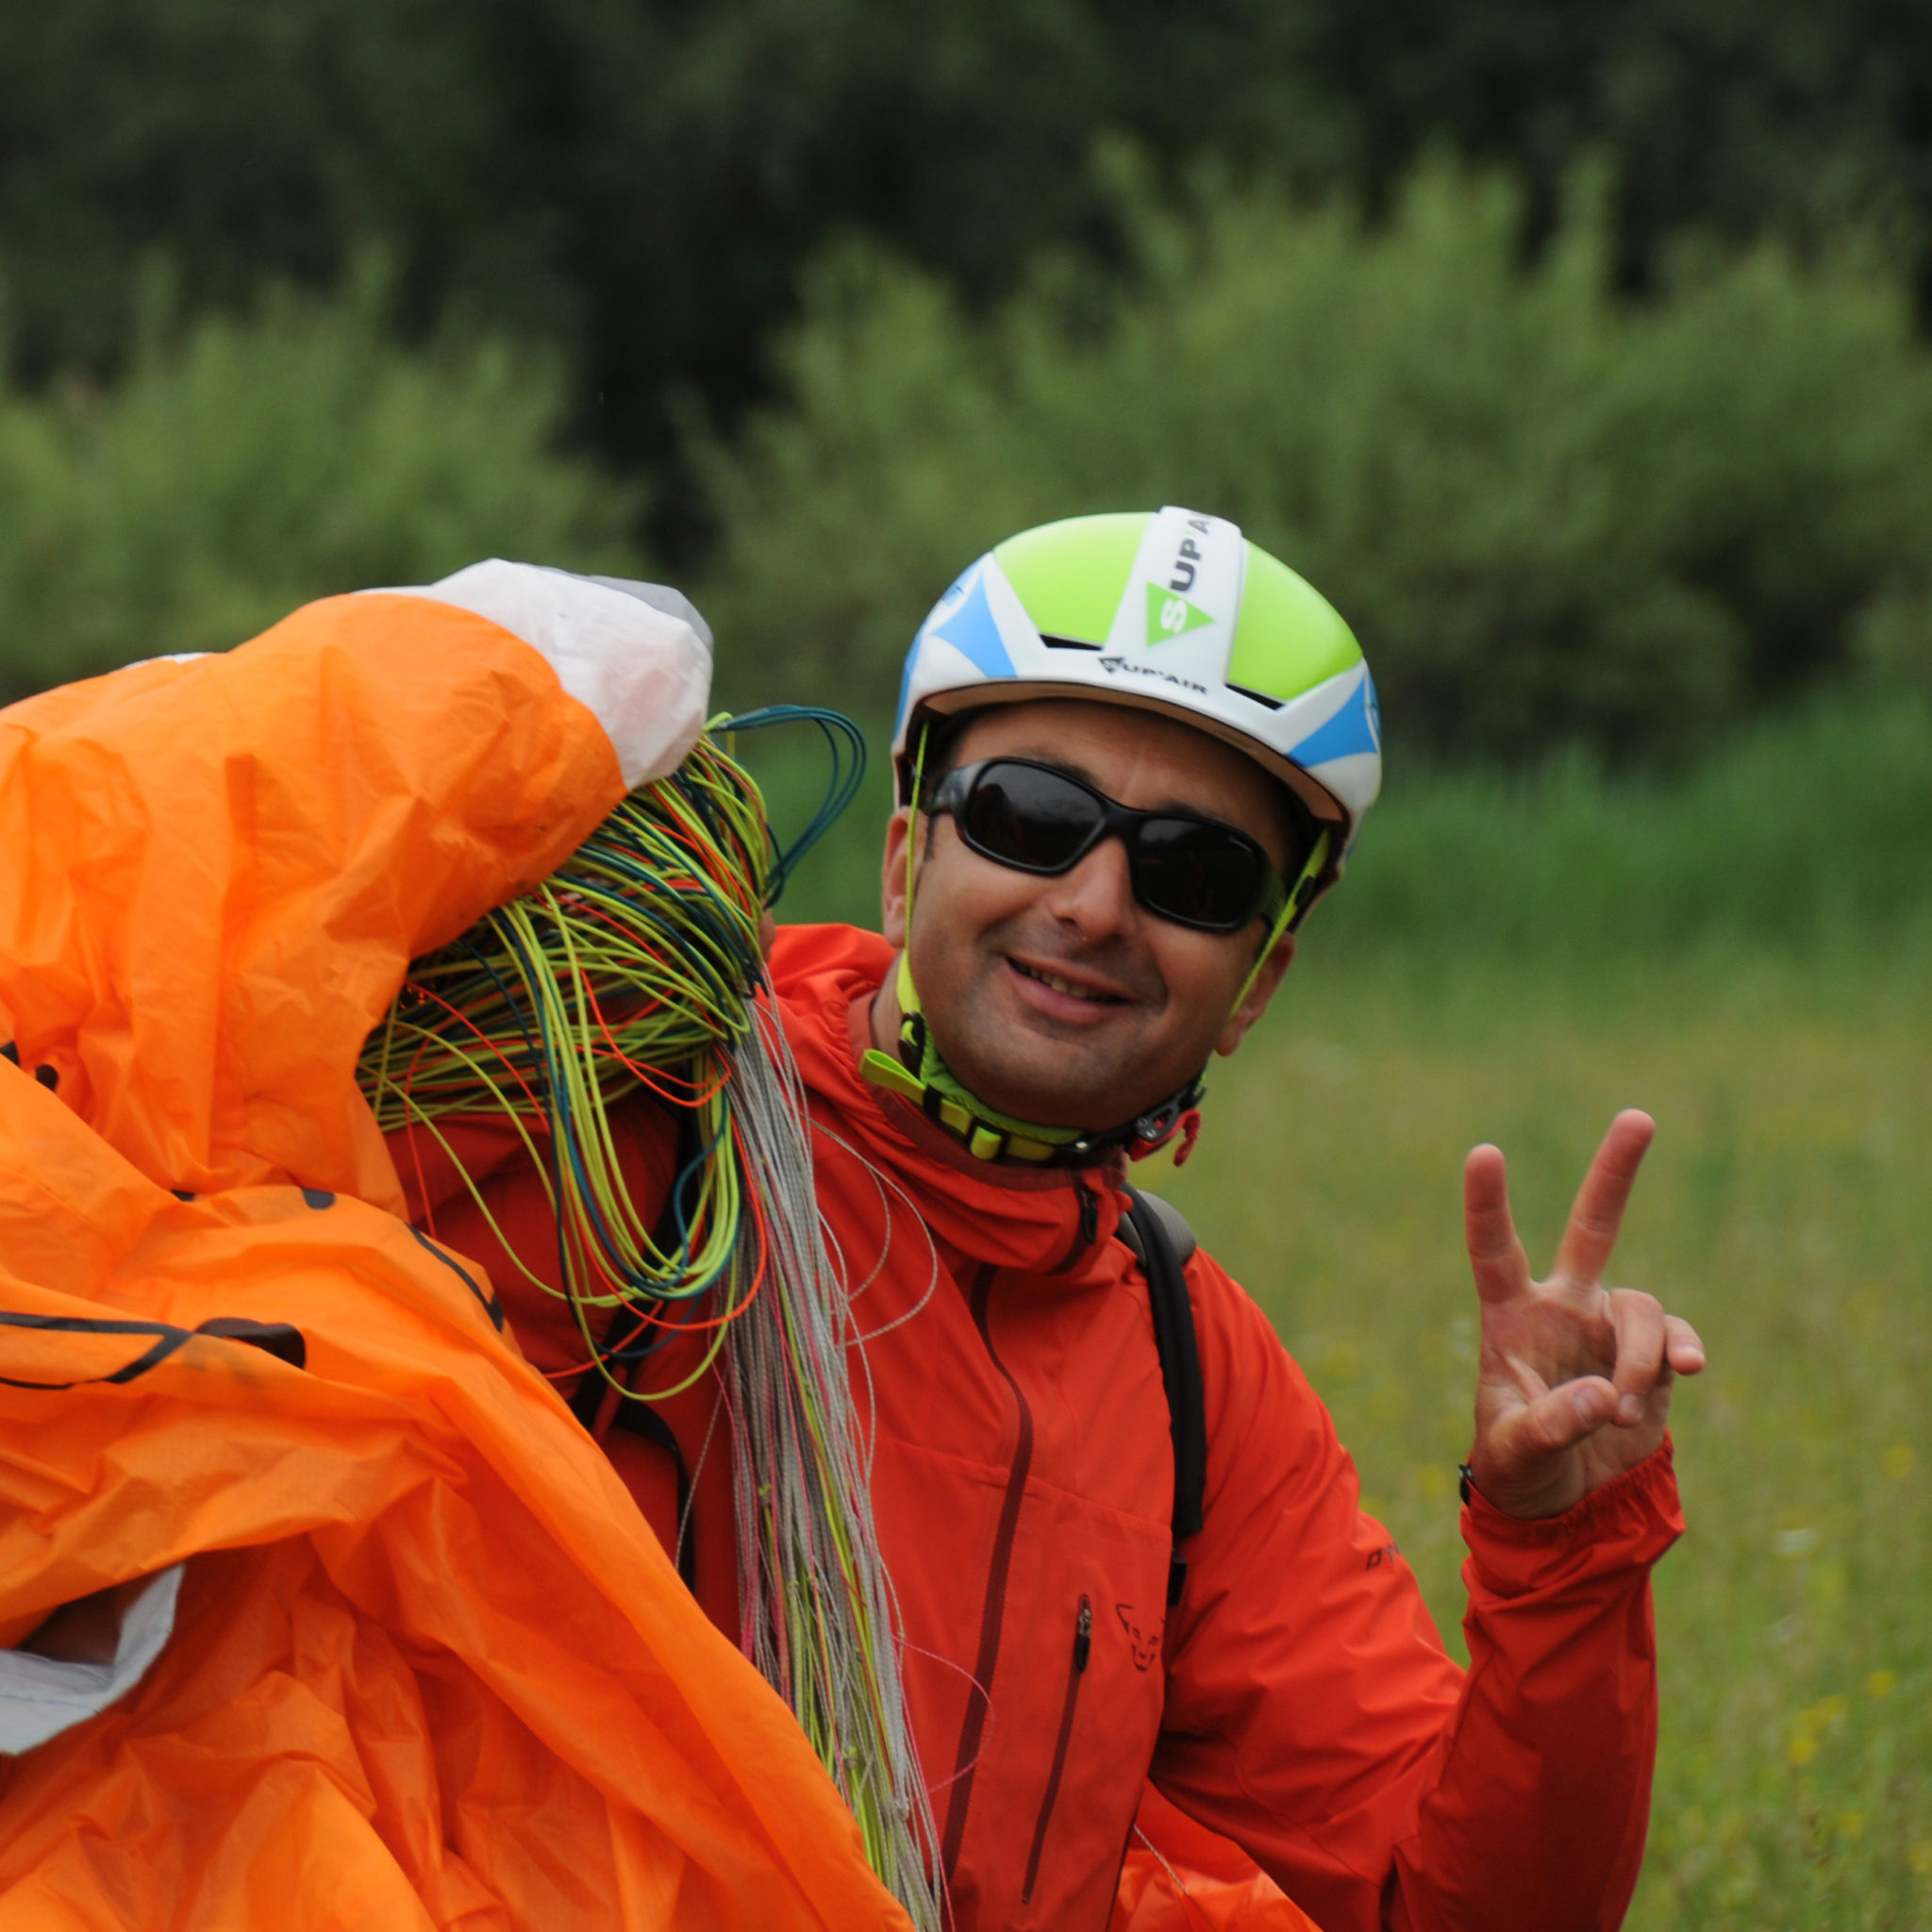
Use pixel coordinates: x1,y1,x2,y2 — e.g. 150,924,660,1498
892,508,1380,913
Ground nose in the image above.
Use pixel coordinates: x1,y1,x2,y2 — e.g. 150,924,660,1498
1040,833,1138,941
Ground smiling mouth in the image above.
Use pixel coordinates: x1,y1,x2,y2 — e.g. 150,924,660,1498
1008,958,1127,1004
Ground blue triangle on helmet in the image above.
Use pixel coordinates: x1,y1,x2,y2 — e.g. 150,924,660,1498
927,568,1016,681
1288,669,1380,766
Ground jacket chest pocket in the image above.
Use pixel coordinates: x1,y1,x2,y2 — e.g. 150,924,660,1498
1022,1592,1092,1903
998,1524,1171,1923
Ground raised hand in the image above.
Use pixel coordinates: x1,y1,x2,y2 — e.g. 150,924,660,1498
1462,1109,1706,1520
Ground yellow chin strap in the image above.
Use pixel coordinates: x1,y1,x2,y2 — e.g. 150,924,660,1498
1228,824,1333,1017
860,954,1075,1162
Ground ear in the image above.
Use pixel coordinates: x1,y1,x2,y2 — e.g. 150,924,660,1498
1214,933,1294,1058
880,808,913,946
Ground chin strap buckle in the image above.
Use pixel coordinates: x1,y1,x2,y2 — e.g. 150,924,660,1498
1124,1082,1208,1164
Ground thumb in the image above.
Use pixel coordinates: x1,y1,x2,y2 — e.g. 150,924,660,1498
1488,1374,1618,1470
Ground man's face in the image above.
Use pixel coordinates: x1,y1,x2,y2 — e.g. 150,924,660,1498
879,699,1298,1132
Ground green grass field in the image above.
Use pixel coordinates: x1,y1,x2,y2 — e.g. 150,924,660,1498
763,695,1932,1928
1149,940,1931,1930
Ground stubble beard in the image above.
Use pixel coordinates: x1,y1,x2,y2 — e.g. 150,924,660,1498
923,931,1172,1132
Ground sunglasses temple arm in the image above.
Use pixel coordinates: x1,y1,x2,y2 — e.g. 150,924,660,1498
1228,827,1332,1017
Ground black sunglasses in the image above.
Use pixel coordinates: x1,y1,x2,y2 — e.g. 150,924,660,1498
928,757,1309,934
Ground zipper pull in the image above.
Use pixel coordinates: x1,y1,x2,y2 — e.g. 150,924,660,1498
1074,1593,1092,1673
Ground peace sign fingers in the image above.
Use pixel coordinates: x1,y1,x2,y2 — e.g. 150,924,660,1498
1552,1109,1656,1289
1461,1108,1703,1518
1462,1141,1534,1307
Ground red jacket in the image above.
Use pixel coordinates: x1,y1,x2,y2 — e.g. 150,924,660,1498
405,922,1683,1932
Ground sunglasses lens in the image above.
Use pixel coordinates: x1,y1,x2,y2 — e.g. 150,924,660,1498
1134,819,1269,930
960,763,1100,872
949,758,1300,933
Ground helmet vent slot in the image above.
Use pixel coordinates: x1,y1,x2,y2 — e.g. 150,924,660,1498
1226,681,1284,711
1041,634,1104,651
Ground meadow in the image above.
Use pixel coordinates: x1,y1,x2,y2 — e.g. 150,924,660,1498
1158,940,1930,1930
762,696,1932,1930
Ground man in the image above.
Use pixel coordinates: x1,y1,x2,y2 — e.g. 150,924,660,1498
422,508,1705,1931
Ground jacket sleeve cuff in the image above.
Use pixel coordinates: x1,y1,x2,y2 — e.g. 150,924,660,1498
1462,1437,1684,1600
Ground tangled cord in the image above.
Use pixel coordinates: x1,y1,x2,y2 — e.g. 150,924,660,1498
359,730,770,1392
727,1008,943,1926
356,708,942,1928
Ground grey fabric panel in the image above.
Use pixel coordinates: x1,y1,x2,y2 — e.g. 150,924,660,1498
1114,1188,1197,1267
581,575,714,654
0,1564,183,1754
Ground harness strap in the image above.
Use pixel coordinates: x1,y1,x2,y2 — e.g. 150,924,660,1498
1122,1188,1207,1607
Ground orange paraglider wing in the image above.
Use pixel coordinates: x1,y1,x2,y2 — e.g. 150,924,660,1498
1112,1785,1325,1932
0,584,911,1931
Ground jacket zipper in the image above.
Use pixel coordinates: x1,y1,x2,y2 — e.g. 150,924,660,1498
1021,1592,1092,1904
1051,1176,1102,1274
940,1265,1038,1880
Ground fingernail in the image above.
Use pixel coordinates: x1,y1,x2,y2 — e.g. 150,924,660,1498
1617,1393,1641,1424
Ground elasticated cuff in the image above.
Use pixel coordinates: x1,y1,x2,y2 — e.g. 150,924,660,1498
1462,1438,1684,1601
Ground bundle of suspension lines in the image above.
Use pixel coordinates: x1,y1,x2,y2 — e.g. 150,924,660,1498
357,708,943,1930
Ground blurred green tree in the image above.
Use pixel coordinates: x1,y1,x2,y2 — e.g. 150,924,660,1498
0,269,638,698
7,0,1932,525
695,168,1932,761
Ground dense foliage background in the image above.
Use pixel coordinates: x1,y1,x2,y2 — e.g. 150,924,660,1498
11,0,1932,478
7,0,1932,750
699,168,1932,758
